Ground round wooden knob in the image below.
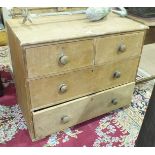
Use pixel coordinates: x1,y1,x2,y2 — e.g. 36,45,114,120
113,71,121,78
111,98,118,105
61,116,70,124
59,84,68,93
59,55,69,65
118,44,126,52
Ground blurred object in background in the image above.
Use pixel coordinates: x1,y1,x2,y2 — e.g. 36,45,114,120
127,7,155,18
0,8,8,46
0,73,4,97
0,8,4,30
9,7,86,18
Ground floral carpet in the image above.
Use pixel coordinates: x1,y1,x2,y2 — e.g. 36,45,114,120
0,46,154,147
0,65,153,147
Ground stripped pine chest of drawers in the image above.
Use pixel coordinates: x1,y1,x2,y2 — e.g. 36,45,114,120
6,13,148,141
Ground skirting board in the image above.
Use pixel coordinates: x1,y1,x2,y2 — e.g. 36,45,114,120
138,68,155,85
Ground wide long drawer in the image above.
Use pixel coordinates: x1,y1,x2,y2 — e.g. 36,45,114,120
25,39,94,78
33,82,135,139
28,57,139,110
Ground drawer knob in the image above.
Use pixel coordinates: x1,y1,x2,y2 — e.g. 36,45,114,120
118,44,126,52
59,55,69,65
111,98,118,105
61,116,70,124
113,71,121,78
59,84,68,93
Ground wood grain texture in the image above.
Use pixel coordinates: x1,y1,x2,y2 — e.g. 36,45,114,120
95,31,144,65
28,57,139,110
93,56,139,91
29,67,93,110
6,13,148,46
6,23,35,139
25,39,94,78
33,82,135,139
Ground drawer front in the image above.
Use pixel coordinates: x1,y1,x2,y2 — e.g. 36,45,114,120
25,39,94,78
93,56,139,92
95,31,144,65
33,82,135,139
29,68,94,109
29,57,139,110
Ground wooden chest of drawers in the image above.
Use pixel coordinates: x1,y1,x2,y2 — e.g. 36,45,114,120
6,13,148,141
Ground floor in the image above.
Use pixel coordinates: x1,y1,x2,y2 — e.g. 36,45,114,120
0,65,153,146
139,43,155,76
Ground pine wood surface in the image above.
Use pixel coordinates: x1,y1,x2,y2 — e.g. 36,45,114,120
33,82,135,139
6,13,148,46
6,13,147,140
28,56,139,110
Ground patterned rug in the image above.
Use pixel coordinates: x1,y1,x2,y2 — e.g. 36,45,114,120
0,46,154,147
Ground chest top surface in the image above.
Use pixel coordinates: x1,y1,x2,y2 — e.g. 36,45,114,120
6,12,148,46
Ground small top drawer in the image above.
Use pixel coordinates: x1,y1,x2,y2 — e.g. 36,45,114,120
25,39,94,78
95,31,144,65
